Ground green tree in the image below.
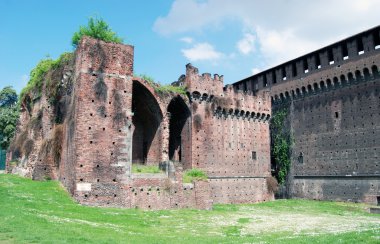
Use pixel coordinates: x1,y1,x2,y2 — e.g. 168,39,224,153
72,17,123,48
270,108,293,185
0,86,19,149
0,86,17,107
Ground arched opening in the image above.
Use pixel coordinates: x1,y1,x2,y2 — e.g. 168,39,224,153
320,81,325,91
234,109,239,117
307,84,312,93
347,72,354,83
132,81,163,165
313,83,319,92
355,70,362,81
326,79,332,88
291,90,296,98
371,65,379,78
301,86,306,94
168,96,191,164
201,93,208,101
363,68,371,80
340,75,347,86
333,77,339,87
192,91,201,100
296,88,301,97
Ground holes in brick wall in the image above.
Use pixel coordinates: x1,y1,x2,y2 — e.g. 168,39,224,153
80,178,83,182
90,113,93,116
92,100,94,103
113,179,116,182
97,179,99,182
80,164,83,167
103,128,105,131
113,141,115,145
95,194,98,198
84,194,88,198
252,151,257,160
96,164,100,168
90,141,93,144
111,152,113,155
89,127,91,130
114,194,117,197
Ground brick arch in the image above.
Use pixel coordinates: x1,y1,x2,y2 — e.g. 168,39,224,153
320,80,325,90
347,72,354,82
132,77,166,115
371,65,379,78
363,67,371,79
307,84,312,93
131,79,165,165
355,70,363,81
167,96,191,166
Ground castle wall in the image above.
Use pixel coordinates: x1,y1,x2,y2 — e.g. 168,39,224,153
287,78,380,204
185,64,274,204
232,26,380,204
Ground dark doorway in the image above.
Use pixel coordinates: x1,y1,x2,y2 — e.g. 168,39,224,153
168,96,190,163
132,81,163,164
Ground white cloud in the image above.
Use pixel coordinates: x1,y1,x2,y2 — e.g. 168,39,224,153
155,0,380,67
180,37,194,44
251,68,260,75
181,42,224,62
255,27,320,66
237,33,256,55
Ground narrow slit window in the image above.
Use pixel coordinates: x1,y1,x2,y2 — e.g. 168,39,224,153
298,152,303,164
252,151,257,160
335,112,339,118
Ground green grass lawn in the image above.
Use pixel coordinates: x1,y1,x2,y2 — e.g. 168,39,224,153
0,174,379,243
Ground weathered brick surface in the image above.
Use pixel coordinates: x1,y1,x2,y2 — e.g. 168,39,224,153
233,26,380,204
7,36,273,209
185,64,273,204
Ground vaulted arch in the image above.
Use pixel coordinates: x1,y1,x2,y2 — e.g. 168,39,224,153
168,96,191,166
132,80,164,165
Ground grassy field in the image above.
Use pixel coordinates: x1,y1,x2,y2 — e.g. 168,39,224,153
0,175,379,243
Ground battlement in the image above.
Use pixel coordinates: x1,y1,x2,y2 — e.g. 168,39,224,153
233,25,380,93
184,63,224,96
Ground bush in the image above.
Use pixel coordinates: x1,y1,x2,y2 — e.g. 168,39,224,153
20,58,55,105
72,17,123,48
132,164,161,174
138,74,187,96
183,168,207,183
21,52,74,109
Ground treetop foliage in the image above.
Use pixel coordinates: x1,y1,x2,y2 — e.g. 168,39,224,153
72,17,123,48
0,86,19,149
0,86,17,108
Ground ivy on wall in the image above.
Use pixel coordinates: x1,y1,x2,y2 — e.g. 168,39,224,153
270,108,293,185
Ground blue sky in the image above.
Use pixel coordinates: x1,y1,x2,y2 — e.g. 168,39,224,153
1,0,379,93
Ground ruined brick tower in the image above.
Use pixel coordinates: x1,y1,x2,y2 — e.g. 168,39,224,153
7,36,273,209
